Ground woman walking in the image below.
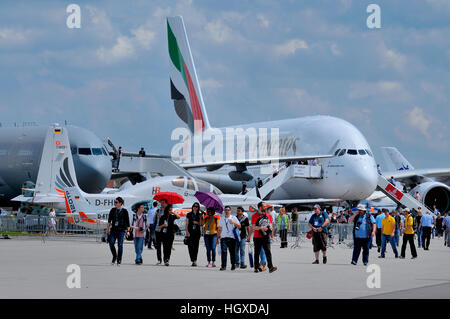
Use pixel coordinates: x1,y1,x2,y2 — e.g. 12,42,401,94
130,204,147,264
201,207,220,268
185,202,203,266
158,204,180,266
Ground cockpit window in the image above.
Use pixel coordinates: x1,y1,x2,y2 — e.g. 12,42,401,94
92,148,103,155
102,148,108,156
365,149,373,157
338,149,346,156
197,180,210,192
358,149,366,155
171,177,184,188
187,178,195,190
212,185,223,195
334,149,341,156
347,149,357,155
78,148,91,155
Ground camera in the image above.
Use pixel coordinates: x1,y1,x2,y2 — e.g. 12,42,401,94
355,221,362,231
139,227,144,232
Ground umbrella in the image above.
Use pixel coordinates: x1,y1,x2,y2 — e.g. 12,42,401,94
153,192,184,205
194,191,224,214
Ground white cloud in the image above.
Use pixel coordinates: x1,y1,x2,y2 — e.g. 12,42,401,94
274,39,308,56
205,20,234,44
421,81,447,103
407,107,431,138
378,43,406,72
200,78,223,89
131,26,156,49
0,28,31,46
348,81,409,100
257,14,270,28
97,36,135,63
330,43,341,56
278,88,331,113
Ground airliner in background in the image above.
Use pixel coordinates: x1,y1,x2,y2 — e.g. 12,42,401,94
166,16,378,205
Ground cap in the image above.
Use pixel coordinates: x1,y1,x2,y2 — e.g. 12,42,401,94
313,204,321,209
403,208,410,212
356,204,367,211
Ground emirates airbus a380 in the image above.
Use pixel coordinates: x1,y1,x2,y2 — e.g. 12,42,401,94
166,16,378,204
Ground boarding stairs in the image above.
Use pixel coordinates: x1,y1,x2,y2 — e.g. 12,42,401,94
376,175,433,215
246,163,322,200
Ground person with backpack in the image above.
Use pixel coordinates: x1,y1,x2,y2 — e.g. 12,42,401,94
158,204,180,266
106,197,130,266
277,207,290,248
201,207,220,268
235,206,250,269
217,206,241,271
130,204,147,265
308,204,330,264
250,202,278,273
348,204,376,265
185,202,203,267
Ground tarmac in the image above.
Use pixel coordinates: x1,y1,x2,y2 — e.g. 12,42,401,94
1,236,449,299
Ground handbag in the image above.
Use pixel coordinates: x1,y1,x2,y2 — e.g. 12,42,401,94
183,236,190,245
126,229,134,241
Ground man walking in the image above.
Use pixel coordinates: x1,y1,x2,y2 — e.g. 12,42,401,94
235,207,250,269
400,208,417,259
154,199,168,264
146,201,158,249
443,212,450,247
250,202,278,273
375,210,385,252
349,204,376,265
277,208,290,248
308,204,330,264
379,210,399,259
420,210,434,250
106,197,130,265
217,206,241,271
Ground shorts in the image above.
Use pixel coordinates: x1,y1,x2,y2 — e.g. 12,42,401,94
312,232,327,252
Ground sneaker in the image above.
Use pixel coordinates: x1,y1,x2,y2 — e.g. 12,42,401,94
111,257,116,265
192,262,197,267
206,263,212,268
269,266,278,273
363,263,368,266
395,255,399,258
399,256,405,259
254,268,260,273
220,267,226,271
212,263,216,268
323,256,327,264
240,265,247,269
164,261,169,266
378,256,385,258
377,247,381,253
231,265,236,271
156,260,162,265
312,260,319,264
117,260,121,266
412,256,417,259
351,261,357,265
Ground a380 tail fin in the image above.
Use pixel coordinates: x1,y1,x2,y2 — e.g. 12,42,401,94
167,16,211,134
380,147,415,172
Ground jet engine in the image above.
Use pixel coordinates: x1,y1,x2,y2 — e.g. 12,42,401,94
410,182,450,214
228,170,253,182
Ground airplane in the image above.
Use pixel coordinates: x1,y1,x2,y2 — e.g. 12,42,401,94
13,124,281,213
0,123,112,206
166,16,378,204
367,147,450,213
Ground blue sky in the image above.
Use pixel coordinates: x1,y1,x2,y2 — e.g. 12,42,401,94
0,0,449,169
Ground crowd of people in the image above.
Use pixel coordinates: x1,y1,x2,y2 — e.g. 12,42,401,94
106,197,450,270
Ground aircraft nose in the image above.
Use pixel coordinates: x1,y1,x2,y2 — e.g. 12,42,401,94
346,160,378,200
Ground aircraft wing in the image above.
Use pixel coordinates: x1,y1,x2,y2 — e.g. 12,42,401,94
179,154,335,169
11,194,64,203
382,168,450,185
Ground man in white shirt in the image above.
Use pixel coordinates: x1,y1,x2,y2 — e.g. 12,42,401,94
217,206,241,271
146,201,158,249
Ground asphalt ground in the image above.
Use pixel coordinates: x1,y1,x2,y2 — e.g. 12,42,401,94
1,235,449,299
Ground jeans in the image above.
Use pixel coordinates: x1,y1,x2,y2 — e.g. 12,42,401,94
352,237,371,265
417,228,423,247
204,234,217,263
394,229,400,246
376,228,382,248
146,224,156,248
254,237,273,269
220,237,236,268
260,245,267,265
401,233,417,258
445,228,450,246
108,230,125,261
235,238,247,266
381,234,398,257
134,237,144,262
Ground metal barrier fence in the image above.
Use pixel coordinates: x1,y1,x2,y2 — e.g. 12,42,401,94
0,215,104,242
